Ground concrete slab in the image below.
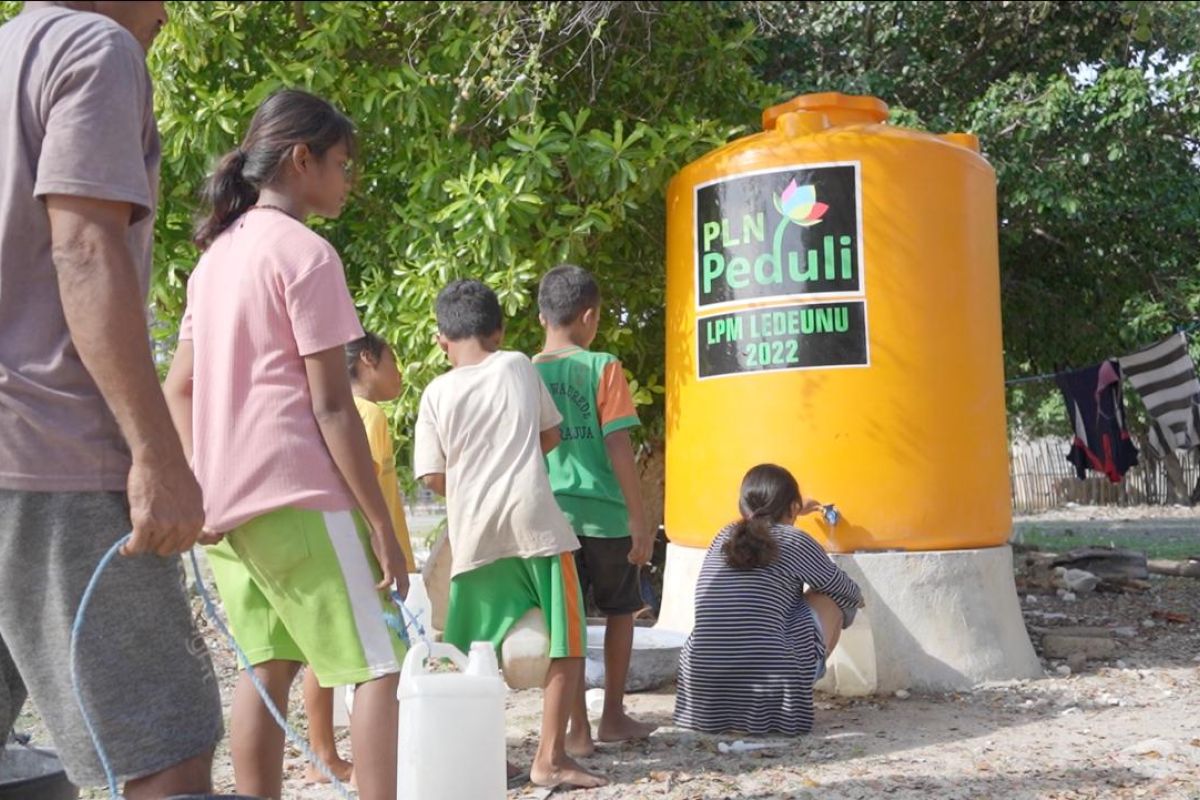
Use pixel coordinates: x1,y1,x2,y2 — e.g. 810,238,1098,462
658,542,1042,694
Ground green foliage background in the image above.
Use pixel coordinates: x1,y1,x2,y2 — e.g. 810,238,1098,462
4,0,1200,457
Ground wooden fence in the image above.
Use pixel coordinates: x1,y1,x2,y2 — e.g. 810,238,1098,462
1010,437,1200,513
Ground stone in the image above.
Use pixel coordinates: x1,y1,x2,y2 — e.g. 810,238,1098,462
1055,664,1072,677
894,689,910,699
1041,634,1118,660
1122,738,1176,758
1060,568,1099,593
1066,652,1088,673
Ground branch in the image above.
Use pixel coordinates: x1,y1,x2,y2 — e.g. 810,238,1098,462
1032,227,1068,248
293,1,309,31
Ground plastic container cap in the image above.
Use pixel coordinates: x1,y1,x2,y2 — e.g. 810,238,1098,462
763,92,889,131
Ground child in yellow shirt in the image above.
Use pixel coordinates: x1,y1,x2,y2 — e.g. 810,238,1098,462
302,331,416,784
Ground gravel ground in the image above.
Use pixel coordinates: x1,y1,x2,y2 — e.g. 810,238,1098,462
10,508,1200,799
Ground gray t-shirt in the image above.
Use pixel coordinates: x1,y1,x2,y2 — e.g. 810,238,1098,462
0,7,160,492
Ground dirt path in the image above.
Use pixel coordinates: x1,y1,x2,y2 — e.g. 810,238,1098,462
14,511,1200,799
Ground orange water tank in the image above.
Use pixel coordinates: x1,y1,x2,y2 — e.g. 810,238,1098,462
664,92,1009,553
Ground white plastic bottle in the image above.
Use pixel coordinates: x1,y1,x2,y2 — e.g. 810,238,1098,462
397,640,506,799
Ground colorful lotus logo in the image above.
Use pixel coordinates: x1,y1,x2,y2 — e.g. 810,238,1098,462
774,180,829,227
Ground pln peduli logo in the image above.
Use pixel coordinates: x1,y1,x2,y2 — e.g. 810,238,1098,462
774,180,828,227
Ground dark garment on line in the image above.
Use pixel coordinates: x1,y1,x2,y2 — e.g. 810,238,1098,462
1055,360,1139,483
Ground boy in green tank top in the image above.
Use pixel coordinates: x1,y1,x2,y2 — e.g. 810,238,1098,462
533,265,658,754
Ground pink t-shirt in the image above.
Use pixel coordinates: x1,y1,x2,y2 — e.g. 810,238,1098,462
180,209,364,532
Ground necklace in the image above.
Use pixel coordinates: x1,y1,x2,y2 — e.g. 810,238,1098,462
250,203,300,220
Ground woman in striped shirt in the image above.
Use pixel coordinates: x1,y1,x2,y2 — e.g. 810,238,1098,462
674,464,863,736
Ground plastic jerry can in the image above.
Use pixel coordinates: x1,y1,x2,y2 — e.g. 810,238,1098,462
397,641,506,800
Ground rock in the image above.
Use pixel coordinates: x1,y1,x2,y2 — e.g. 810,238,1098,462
1056,589,1077,602
1055,664,1072,677
1122,738,1175,758
1028,625,1114,639
1041,634,1118,660
894,689,910,699
1067,652,1088,673
1116,660,1128,669
1060,568,1099,593
1052,547,1149,581
1024,594,1039,604
1141,619,1156,628
1112,626,1138,639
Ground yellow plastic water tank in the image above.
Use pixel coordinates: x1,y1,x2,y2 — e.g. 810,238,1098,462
664,92,1009,553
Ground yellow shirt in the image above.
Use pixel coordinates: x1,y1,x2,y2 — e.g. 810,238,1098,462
355,396,416,572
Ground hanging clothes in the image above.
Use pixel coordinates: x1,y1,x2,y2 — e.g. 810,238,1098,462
1118,332,1200,457
1055,360,1140,482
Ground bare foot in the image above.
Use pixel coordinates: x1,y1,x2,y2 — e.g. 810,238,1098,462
566,723,596,758
304,755,353,785
530,755,608,790
597,711,658,743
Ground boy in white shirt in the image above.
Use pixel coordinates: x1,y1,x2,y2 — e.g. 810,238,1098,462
414,279,606,790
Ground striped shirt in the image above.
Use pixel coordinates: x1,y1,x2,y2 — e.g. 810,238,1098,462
1119,333,1200,456
674,524,861,736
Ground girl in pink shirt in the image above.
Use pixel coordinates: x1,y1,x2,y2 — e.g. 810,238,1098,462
164,89,406,800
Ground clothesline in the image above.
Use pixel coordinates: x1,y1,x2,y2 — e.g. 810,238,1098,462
1003,320,1200,387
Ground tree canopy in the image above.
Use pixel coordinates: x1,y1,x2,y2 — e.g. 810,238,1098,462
3,0,1198,454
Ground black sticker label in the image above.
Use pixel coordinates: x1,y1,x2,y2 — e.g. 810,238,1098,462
697,300,869,379
694,163,863,308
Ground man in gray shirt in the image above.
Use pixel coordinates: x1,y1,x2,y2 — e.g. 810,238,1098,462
0,2,222,795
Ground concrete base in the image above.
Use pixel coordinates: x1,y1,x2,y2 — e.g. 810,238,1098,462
656,542,1041,695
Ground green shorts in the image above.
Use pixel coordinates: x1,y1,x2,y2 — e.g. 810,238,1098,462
207,506,406,687
443,553,586,659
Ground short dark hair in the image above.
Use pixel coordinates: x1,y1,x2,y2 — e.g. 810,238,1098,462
345,331,389,378
435,279,503,341
538,264,600,327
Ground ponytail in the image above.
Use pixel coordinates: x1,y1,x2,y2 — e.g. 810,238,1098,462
722,463,802,570
193,149,258,249
722,515,780,570
345,331,388,379
192,89,356,250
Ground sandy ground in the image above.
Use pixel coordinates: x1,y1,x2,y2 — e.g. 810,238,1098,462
12,508,1200,799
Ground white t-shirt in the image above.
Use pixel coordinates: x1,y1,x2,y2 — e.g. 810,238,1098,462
414,350,579,576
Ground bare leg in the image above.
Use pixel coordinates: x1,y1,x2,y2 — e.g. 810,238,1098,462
348,673,399,800
804,591,845,653
229,659,302,799
596,613,657,742
124,750,214,799
301,667,354,784
565,665,595,757
529,657,607,789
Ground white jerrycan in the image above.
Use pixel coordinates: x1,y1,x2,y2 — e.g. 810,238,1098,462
397,640,506,800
